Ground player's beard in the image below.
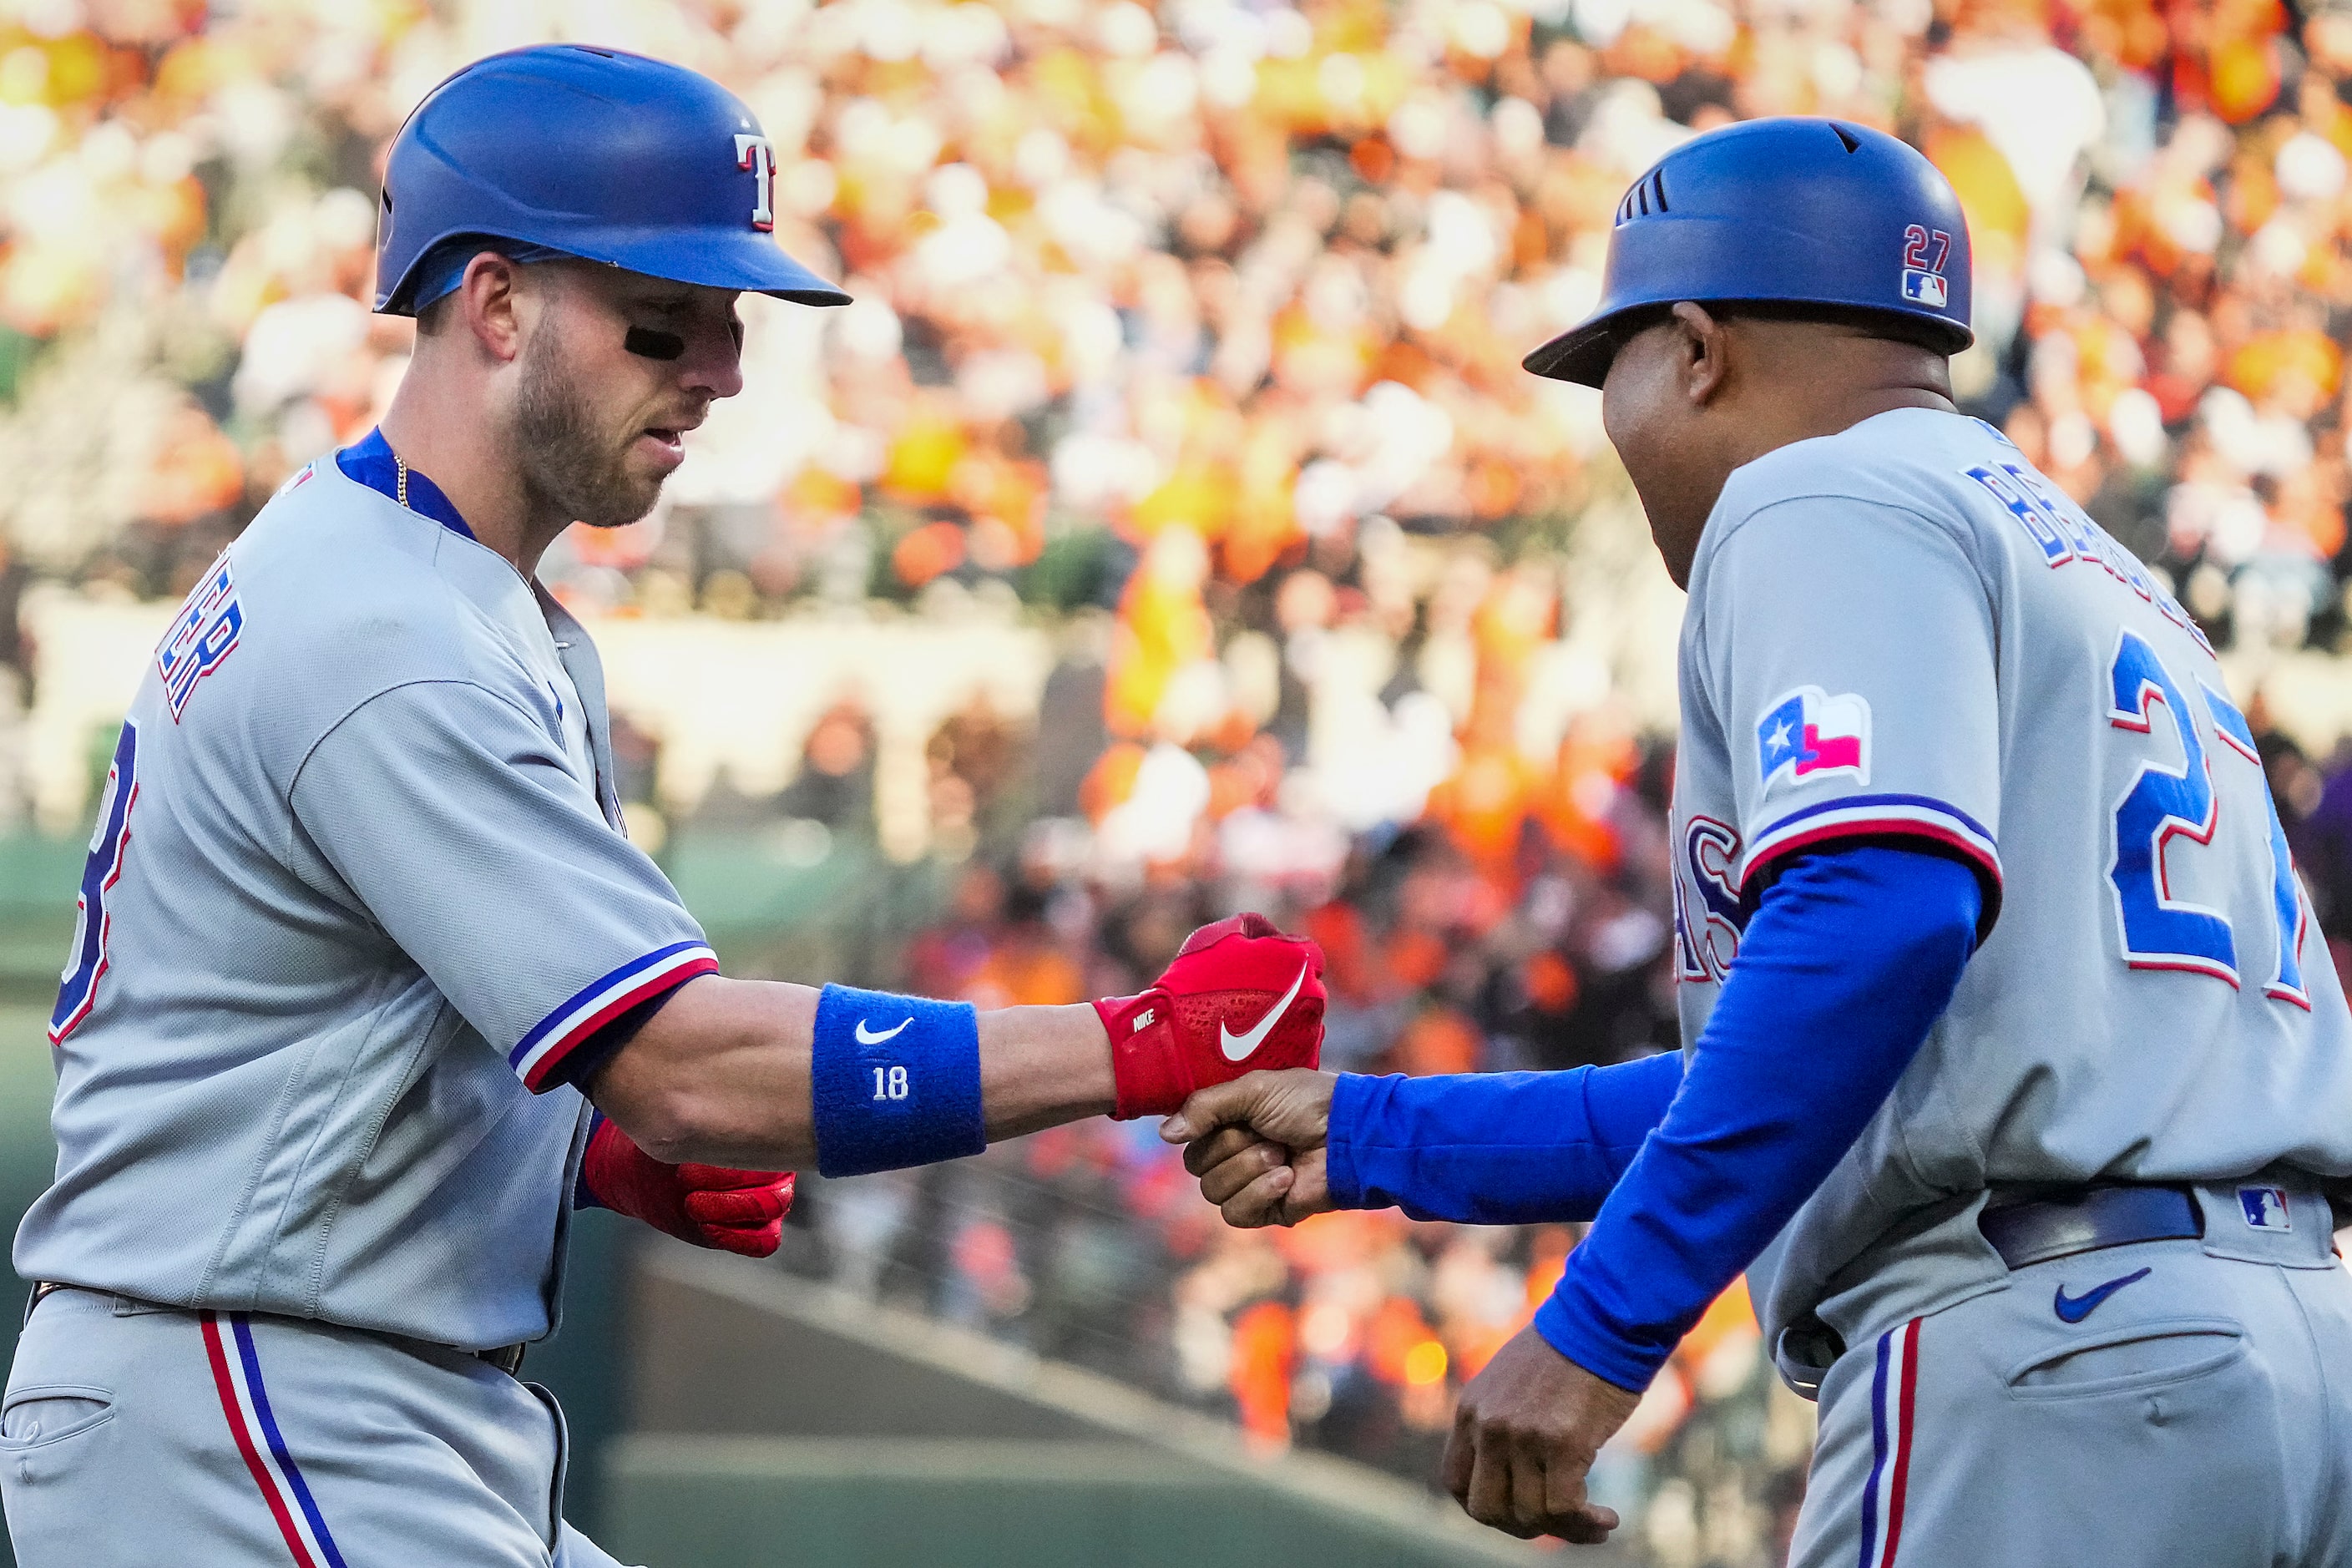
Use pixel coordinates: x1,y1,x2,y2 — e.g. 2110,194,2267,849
512,324,663,531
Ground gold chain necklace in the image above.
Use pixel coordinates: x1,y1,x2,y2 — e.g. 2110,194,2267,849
393,452,411,510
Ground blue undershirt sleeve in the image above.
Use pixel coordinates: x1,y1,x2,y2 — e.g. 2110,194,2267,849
1324,1051,1684,1225
1532,844,1982,1392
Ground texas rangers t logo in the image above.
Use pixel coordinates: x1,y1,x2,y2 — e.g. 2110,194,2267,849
734,133,775,231
1758,687,1872,791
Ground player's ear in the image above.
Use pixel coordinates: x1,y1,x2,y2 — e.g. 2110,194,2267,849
1670,301,1731,407
454,252,528,366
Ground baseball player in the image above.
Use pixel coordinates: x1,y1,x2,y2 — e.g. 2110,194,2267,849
0,47,1324,1568
1171,118,2352,1564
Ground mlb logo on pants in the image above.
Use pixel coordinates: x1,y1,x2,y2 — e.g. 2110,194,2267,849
2238,1186,2291,1230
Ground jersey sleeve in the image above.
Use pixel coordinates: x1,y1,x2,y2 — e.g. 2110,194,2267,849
1697,495,2002,923
288,678,717,1091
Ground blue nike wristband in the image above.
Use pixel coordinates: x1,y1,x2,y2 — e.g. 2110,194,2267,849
812,984,984,1178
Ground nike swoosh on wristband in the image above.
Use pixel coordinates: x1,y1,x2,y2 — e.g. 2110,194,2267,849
2052,1266,2152,1324
855,1017,913,1044
1219,962,1310,1062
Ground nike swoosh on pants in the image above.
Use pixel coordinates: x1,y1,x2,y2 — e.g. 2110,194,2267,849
2051,1266,2152,1323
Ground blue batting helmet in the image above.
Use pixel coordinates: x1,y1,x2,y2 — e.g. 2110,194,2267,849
1523,118,1972,387
373,44,851,316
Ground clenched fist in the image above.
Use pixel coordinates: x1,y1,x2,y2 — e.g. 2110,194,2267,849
1161,1069,1339,1227
1442,1324,1639,1542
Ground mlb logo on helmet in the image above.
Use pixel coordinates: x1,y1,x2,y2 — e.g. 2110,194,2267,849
2238,1186,2292,1230
1758,687,1872,791
1899,223,1954,311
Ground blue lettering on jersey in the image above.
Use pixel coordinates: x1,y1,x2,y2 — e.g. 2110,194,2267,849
2104,634,2312,1004
2201,680,2310,1007
1964,462,2214,656
157,553,244,721
52,721,139,1044
2107,629,2236,984
1673,815,1743,982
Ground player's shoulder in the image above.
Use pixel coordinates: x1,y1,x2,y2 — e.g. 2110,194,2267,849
1717,407,1999,530
1702,407,2013,575
224,459,551,719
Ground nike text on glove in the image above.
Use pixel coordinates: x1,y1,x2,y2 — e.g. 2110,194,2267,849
1095,913,1326,1120
577,1114,794,1257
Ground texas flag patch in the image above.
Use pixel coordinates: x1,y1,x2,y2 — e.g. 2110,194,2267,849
1758,687,1872,792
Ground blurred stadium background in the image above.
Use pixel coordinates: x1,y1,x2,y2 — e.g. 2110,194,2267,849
9,0,2352,1563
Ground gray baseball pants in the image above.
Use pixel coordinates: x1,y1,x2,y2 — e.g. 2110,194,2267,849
1,1285,635,1567
1789,1186,2352,1567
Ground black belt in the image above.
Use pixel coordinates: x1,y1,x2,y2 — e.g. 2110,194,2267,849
26,1282,527,1376
1977,1186,2203,1271
479,1342,528,1376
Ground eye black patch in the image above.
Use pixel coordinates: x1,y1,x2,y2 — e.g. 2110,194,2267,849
624,326,685,361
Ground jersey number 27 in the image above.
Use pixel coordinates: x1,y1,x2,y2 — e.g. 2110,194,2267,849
2107,631,2306,1007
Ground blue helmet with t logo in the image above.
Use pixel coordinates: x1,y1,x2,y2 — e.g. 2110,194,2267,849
373,44,851,316
1524,117,1972,387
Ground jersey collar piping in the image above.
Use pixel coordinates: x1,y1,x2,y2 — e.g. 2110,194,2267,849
335,427,477,541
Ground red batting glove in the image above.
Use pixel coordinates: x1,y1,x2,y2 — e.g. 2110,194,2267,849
1095,913,1326,1120
579,1115,793,1257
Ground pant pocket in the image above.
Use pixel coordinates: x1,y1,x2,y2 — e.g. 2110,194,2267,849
2,1383,122,1567
2004,1317,2245,1400
0,1385,114,1449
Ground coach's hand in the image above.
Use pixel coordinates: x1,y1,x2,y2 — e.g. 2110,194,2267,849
579,1115,794,1257
1442,1323,1640,1543
1162,1069,1336,1227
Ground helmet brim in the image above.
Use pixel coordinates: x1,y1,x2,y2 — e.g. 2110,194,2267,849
378,224,852,315
1521,318,1624,388
574,225,852,307
1525,297,1972,388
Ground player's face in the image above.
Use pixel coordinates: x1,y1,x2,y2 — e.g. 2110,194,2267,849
1600,314,1717,589
512,268,746,529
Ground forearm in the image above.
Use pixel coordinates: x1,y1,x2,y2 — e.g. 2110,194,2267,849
1328,1053,1684,1225
587,975,1113,1168
977,1002,1119,1141
1535,847,1983,1392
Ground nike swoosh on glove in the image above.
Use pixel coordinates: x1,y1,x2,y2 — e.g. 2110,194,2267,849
1095,913,1326,1120
577,1114,794,1257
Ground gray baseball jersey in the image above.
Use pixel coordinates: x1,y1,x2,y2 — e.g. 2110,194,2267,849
1664,407,2352,1347
13,453,716,1350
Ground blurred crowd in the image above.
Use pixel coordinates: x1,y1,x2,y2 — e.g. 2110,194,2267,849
17,0,2352,1560
10,0,2352,652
